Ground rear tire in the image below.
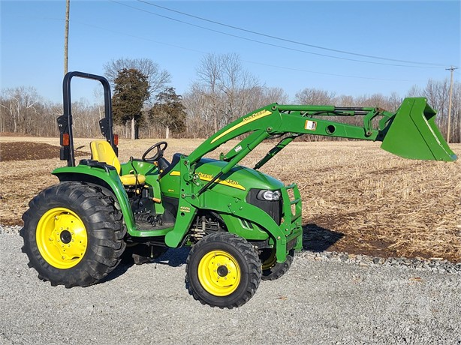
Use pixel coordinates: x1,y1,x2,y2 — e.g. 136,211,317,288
20,182,126,287
186,232,261,309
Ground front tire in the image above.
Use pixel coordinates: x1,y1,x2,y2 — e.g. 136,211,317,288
20,182,126,287
185,232,261,309
260,248,294,281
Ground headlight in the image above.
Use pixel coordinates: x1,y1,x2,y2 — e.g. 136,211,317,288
257,190,281,201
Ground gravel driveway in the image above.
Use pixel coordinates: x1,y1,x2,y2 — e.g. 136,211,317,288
1,233,460,345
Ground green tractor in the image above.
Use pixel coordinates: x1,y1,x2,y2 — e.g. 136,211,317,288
21,72,456,308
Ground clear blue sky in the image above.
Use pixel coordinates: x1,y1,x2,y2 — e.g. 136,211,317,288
1,0,460,104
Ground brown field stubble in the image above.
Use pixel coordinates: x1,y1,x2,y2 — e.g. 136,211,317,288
1,136,460,262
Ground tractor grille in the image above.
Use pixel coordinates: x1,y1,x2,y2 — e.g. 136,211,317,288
246,189,282,225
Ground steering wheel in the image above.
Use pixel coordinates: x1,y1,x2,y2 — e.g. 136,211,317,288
142,141,168,163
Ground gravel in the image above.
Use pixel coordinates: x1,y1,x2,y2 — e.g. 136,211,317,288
1,226,460,344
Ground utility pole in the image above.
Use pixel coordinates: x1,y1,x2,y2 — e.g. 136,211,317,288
446,66,458,143
64,0,70,75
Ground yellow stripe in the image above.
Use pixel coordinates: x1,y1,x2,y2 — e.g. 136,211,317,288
211,110,272,144
198,174,246,191
169,171,245,191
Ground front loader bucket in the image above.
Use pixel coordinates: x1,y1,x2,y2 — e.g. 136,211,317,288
380,98,457,161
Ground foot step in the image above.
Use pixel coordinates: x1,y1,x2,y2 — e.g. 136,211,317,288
136,221,175,231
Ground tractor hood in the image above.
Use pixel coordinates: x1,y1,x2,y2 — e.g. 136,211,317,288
195,158,284,194
160,157,284,200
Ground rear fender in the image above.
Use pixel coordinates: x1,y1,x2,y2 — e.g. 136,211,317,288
52,165,136,233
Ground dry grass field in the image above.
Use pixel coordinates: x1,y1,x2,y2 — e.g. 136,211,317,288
1,135,460,262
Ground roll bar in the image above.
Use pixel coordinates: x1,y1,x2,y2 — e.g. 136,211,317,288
57,71,115,167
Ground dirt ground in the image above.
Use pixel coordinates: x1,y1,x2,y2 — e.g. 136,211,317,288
1,135,460,262
0,141,88,162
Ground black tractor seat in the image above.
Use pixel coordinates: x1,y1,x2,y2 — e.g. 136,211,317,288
159,153,182,178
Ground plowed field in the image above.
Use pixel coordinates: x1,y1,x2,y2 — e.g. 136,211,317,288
1,135,459,262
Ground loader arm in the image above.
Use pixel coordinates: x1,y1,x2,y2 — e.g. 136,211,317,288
185,98,455,194
188,104,388,163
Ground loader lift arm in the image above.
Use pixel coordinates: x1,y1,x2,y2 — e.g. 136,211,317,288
186,98,456,195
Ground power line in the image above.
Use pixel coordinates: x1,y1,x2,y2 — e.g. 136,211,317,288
61,17,424,83
136,0,445,68
31,5,442,84
110,0,441,69
242,59,424,82
67,19,206,55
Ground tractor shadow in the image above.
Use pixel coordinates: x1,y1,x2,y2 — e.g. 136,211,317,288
153,247,191,267
302,223,344,252
103,224,342,284
102,246,190,283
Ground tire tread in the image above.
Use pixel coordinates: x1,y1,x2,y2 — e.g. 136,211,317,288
20,181,125,287
185,232,262,309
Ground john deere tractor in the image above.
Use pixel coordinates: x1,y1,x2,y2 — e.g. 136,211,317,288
21,72,456,308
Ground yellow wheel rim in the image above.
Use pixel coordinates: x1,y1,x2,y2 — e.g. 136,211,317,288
198,250,241,297
36,207,87,269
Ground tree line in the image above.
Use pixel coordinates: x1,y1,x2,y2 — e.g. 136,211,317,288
1,54,460,143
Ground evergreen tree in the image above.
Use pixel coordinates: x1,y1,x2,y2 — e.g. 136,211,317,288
149,87,186,138
112,68,150,139
104,58,171,104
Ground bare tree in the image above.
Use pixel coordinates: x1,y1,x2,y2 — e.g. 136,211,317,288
423,79,450,120
357,93,389,108
0,87,42,134
194,53,261,133
183,83,215,137
262,87,289,105
406,85,423,97
453,82,461,143
421,79,459,142
70,99,105,139
294,88,336,105
335,95,355,107
387,92,403,112
1,76,459,142
196,54,221,133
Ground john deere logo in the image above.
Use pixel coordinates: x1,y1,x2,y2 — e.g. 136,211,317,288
211,109,272,144
242,110,272,122
197,172,246,191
